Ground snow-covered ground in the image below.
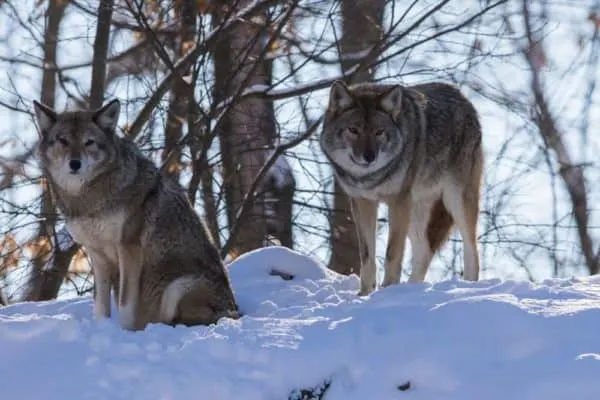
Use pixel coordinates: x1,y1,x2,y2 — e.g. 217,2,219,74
1,246,600,400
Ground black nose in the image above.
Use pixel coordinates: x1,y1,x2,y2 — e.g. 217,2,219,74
364,150,376,163
69,159,82,172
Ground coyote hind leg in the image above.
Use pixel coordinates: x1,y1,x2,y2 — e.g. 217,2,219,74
408,197,454,282
443,182,481,282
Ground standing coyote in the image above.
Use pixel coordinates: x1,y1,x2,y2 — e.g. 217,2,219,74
33,99,239,330
320,81,483,295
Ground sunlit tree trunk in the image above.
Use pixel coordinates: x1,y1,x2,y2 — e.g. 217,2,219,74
25,0,71,301
26,0,115,300
328,0,386,275
162,0,197,180
212,1,295,256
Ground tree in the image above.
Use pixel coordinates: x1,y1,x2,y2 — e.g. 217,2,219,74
24,0,73,301
518,0,599,275
6,0,600,302
327,0,386,276
212,1,298,256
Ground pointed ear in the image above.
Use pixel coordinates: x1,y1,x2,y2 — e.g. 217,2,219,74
33,100,57,137
379,85,403,120
93,99,120,133
328,80,354,115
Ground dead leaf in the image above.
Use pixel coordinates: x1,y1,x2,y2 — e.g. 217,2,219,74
24,235,52,261
0,233,20,274
70,248,90,274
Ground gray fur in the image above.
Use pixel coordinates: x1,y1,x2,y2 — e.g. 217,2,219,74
320,81,484,295
33,99,239,330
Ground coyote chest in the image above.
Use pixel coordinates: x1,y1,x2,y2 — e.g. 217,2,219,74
336,166,410,201
66,209,128,246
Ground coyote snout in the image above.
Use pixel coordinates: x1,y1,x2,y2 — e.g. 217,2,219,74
347,127,383,166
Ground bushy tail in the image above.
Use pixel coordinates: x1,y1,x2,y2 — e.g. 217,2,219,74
159,275,240,326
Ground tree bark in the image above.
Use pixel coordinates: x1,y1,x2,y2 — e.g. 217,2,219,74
328,0,386,275
26,0,115,301
0,285,7,305
212,1,293,256
89,0,114,108
162,0,197,180
521,0,598,275
263,154,295,248
25,0,72,301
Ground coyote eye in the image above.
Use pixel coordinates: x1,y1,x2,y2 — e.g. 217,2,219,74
84,139,95,147
375,129,385,137
57,137,69,147
347,127,359,135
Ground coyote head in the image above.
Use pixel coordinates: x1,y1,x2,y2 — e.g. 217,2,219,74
33,99,121,195
320,81,410,176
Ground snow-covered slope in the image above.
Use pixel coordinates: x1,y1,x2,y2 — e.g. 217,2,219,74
1,246,600,400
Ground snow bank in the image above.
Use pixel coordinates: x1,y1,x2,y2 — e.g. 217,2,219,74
1,246,600,399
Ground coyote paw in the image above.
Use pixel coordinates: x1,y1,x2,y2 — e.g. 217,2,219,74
381,276,400,288
118,302,142,331
357,282,376,297
93,303,111,320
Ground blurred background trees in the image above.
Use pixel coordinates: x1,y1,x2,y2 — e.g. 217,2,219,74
1,0,600,303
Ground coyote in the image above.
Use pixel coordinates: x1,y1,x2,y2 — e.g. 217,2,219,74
33,99,239,330
320,81,483,295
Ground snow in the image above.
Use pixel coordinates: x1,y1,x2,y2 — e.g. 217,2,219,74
2,246,600,399
265,151,295,190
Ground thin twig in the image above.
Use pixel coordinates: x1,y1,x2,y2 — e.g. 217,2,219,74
221,116,323,258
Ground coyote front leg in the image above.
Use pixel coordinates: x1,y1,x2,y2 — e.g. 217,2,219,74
86,248,113,320
351,197,379,296
117,244,143,331
382,196,410,287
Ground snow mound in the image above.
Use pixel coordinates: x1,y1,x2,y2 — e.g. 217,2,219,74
1,246,600,399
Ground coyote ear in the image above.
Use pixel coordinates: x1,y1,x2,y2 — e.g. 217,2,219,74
93,99,120,133
379,85,403,121
33,100,57,137
328,80,354,115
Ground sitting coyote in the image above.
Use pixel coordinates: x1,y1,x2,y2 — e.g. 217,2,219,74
33,99,239,331
319,81,483,295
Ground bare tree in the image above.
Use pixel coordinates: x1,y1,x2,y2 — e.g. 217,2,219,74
327,0,386,275
25,0,116,300
24,0,72,301
212,1,297,256
5,0,597,302
162,0,197,180
520,0,598,275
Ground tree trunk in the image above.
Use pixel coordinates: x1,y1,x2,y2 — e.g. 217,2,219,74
521,0,599,275
0,285,7,305
89,0,114,108
328,0,386,275
263,154,295,248
25,0,71,301
212,1,293,256
26,0,115,301
162,0,197,180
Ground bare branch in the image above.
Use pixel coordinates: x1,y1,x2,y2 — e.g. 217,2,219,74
221,116,323,258
89,0,115,108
